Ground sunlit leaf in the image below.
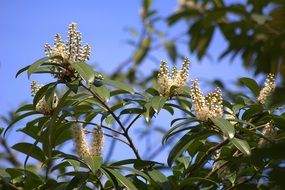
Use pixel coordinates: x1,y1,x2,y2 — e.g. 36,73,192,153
231,137,251,156
211,118,235,139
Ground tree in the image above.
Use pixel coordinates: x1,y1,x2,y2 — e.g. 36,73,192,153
1,1,285,189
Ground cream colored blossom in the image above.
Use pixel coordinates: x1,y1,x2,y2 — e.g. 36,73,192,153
257,73,276,104
44,22,91,63
157,58,189,98
44,23,91,81
190,80,223,121
71,124,92,159
31,81,58,115
258,122,276,147
91,128,104,157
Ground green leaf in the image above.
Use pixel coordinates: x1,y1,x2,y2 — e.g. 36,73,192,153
4,111,40,136
103,167,138,190
12,143,46,162
168,130,203,166
84,156,103,174
251,14,268,25
231,137,251,156
165,41,177,62
151,96,167,113
28,57,50,78
162,118,198,143
148,170,170,189
211,118,235,139
33,82,57,106
239,77,260,97
102,79,135,94
132,36,151,64
120,108,145,115
90,85,110,102
71,62,95,83
16,65,30,78
241,104,263,121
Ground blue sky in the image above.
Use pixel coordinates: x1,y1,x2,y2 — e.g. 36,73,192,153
0,0,254,165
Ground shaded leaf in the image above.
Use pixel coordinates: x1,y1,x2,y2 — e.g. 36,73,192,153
102,79,135,94
231,137,251,156
71,62,95,83
211,118,235,139
12,143,46,162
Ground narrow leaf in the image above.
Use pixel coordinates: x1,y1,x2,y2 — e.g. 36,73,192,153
71,62,95,83
211,118,235,139
231,137,251,156
102,79,135,94
151,96,167,113
28,57,50,78
12,143,46,162
104,167,138,190
239,77,260,97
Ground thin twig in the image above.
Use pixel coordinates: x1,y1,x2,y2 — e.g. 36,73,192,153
126,114,141,132
70,119,124,135
185,139,230,177
80,83,142,160
104,133,129,146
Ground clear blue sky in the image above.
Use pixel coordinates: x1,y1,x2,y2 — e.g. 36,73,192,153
0,0,254,164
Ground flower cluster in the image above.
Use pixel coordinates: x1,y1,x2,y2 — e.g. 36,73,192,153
257,73,276,104
92,128,104,156
71,124,104,159
44,22,91,63
31,81,58,115
258,122,276,147
190,80,223,121
157,58,189,98
44,22,91,81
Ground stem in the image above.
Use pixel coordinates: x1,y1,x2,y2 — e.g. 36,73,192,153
126,114,141,132
185,139,229,177
80,83,142,160
70,119,124,135
104,133,129,146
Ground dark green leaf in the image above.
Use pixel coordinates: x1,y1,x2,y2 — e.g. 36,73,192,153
90,85,110,102
165,41,177,62
211,118,235,139
12,143,46,162
239,77,260,97
103,167,138,190
28,57,50,78
71,62,95,83
168,130,204,166
102,79,135,94
16,65,30,78
151,96,167,113
84,156,103,174
231,137,251,156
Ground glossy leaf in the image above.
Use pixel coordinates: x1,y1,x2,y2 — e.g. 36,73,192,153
239,77,260,97
27,57,50,78
90,85,110,102
84,156,103,174
151,96,167,113
71,62,95,83
231,137,251,156
102,78,135,94
168,130,203,166
103,167,138,190
12,143,46,162
211,118,235,139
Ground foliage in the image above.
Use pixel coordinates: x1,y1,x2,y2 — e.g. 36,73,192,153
1,1,285,189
